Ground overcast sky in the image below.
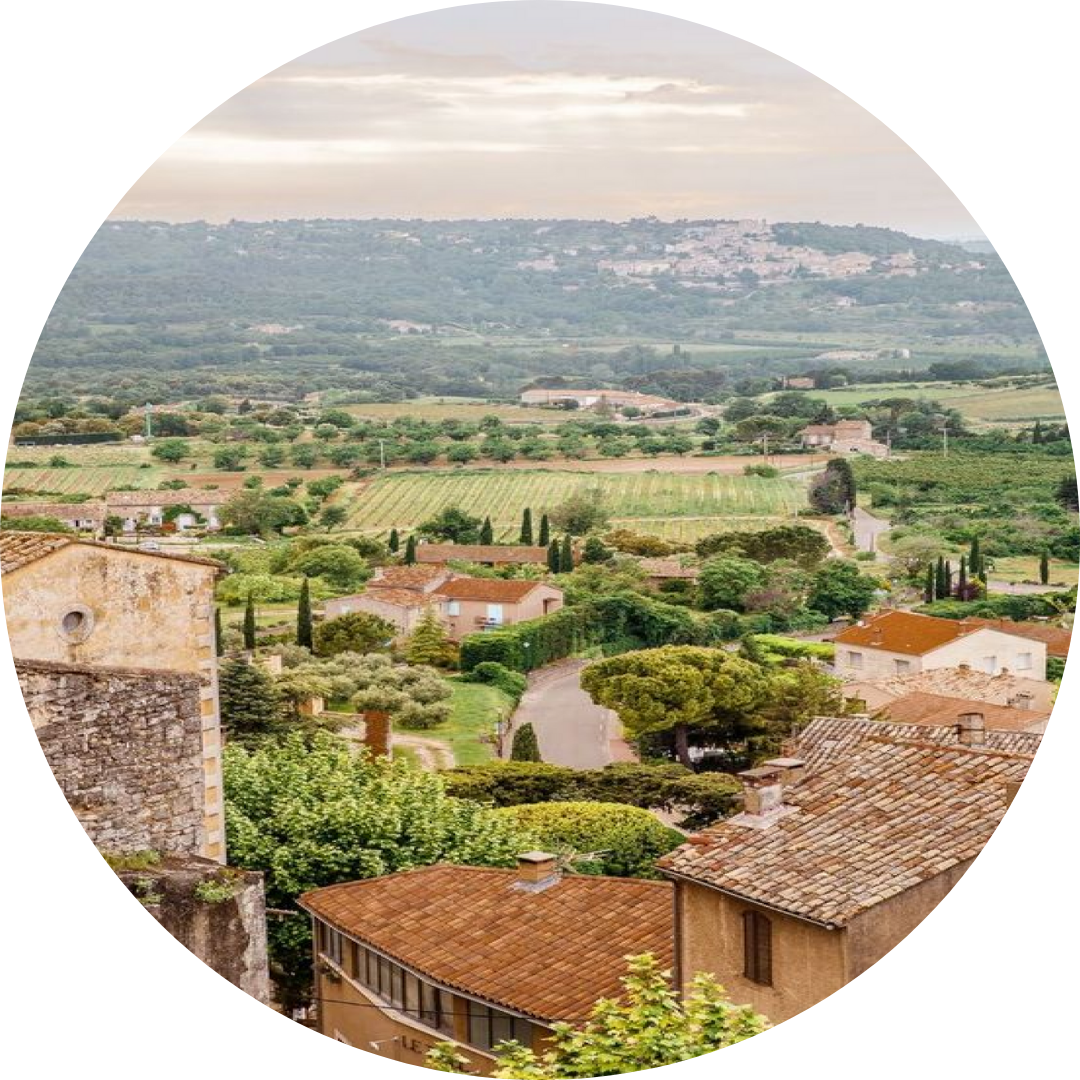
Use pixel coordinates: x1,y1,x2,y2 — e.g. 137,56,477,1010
113,2,982,238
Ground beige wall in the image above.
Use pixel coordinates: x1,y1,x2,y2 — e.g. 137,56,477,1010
323,594,429,636
675,881,848,1024
835,629,1046,682
3,545,225,862
442,587,563,641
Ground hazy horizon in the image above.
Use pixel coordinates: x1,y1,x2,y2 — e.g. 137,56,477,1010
111,2,983,240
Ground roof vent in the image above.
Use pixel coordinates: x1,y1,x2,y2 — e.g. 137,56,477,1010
513,851,561,893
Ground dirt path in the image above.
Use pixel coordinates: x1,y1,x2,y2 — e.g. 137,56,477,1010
391,733,456,771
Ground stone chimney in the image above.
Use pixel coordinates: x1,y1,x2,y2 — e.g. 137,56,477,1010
956,711,986,746
513,851,561,893
729,766,796,830
762,757,806,789
1009,691,1035,711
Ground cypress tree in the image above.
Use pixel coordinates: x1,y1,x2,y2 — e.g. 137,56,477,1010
1033,420,1043,445
944,559,953,597
510,722,542,762
924,564,936,603
520,508,533,546
547,539,560,573
1040,550,1050,585
479,516,494,545
969,535,982,580
935,556,947,599
297,577,313,649
957,555,968,598
243,593,257,651
406,607,452,667
388,528,400,554
538,513,551,547
404,535,417,565
214,606,224,656
560,534,574,573
218,657,283,743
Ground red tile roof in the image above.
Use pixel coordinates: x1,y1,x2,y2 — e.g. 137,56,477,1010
435,578,553,603
371,565,451,590
661,716,1039,926
353,588,435,609
0,531,223,574
835,610,983,656
300,865,673,1022
415,544,550,565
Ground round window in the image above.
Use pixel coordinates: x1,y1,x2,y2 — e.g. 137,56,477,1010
57,605,94,644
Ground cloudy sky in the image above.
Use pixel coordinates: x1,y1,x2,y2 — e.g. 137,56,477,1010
113,2,981,238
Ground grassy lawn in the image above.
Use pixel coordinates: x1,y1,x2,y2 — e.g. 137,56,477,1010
421,677,514,766
989,556,1079,588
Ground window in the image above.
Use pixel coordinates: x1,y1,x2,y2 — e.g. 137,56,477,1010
847,650,863,670
318,922,343,967
57,604,94,644
1016,652,1033,670
981,655,998,674
894,659,911,674
486,603,504,625
349,940,361,978
468,1005,534,1052
743,910,772,986
447,601,461,616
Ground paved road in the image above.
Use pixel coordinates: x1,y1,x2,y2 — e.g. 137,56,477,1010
508,659,634,769
852,506,892,554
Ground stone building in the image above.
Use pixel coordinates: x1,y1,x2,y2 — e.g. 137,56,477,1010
1,531,227,861
660,715,1039,1023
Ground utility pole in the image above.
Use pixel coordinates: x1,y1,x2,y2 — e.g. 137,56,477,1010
378,438,387,470
144,402,153,441
940,423,949,458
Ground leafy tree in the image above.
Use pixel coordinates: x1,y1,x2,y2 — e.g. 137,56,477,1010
223,731,532,1009
1055,473,1078,512
220,488,307,536
242,594,257,650
697,556,767,612
150,438,188,463
510,722,542,762
218,658,284,743
428,954,768,1076
418,505,482,544
405,607,455,667
497,802,682,878
559,534,574,573
293,544,370,592
582,536,611,564
538,513,551,547
313,611,395,657
388,528,400,554
696,524,829,568
806,560,878,620
404,535,417,565
318,504,347,529
479,516,494,545
296,578,313,650
212,445,249,471
581,646,770,768
519,508,533,546
548,487,610,536
809,458,857,514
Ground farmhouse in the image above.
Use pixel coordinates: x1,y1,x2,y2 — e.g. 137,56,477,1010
325,588,437,638
414,544,551,567
1,531,227,862
798,419,888,457
832,609,1047,681
1,501,106,533
518,388,679,415
661,715,1039,1023
636,558,700,589
300,855,673,1072
105,489,222,533
434,578,564,640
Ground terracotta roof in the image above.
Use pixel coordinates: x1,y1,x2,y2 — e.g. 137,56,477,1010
0,530,223,574
435,577,552,603
660,716,1039,926
353,587,435,610
1,502,106,520
371,565,451,590
874,692,1050,733
799,425,837,436
835,610,987,656
415,544,550,565
843,667,1053,712
300,865,673,1022
105,489,222,507
959,618,1071,659
637,558,700,580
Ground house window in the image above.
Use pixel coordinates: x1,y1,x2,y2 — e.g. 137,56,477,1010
468,1004,534,1052
894,659,911,674
743,910,772,986
57,604,94,644
486,603,504,625
981,655,998,674
318,922,343,967
447,601,461,616
847,650,863,670
1016,652,1033,670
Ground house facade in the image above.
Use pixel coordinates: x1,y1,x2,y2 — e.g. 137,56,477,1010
661,716,1039,1023
1,501,107,533
518,388,678,414
833,610,1047,681
1,531,227,862
105,489,222,533
434,578,564,640
300,856,673,1072
798,419,888,457
324,587,436,637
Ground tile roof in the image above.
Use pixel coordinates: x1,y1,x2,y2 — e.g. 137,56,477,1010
355,587,435,609
435,577,553,603
835,609,988,655
1,502,106,520
843,666,1053,712
415,544,550,565
371,565,451,590
300,865,673,1022
874,692,1050,733
0,530,223,574
959,618,1072,658
105,489,223,507
660,716,1039,926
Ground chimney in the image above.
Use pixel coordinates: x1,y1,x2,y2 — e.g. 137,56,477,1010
955,711,986,746
735,765,789,823
1009,691,1035,711
513,851,560,893
761,757,806,789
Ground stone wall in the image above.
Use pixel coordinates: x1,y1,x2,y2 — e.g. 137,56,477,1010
116,855,270,1003
17,659,207,856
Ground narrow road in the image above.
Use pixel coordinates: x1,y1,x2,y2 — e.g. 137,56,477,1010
509,659,635,769
852,506,892,554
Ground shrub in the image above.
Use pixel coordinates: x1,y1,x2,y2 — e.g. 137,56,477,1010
465,661,528,702
510,723,542,762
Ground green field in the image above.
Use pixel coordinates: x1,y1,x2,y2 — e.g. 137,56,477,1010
341,399,563,424
343,468,805,536
2,465,162,496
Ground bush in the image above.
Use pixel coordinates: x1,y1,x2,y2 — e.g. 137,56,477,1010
496,802,684,878
510,723,542,762
465,661,528,702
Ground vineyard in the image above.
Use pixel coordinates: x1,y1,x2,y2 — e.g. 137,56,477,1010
342,469,805,536
342,400,563,424
2,466,162,496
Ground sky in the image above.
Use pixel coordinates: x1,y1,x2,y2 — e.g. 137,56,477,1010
113,2,982,238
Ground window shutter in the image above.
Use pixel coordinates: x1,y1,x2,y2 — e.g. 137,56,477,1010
743,910,773,985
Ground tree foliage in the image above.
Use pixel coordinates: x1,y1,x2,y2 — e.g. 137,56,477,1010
218,658,284,743
312,611,395,657
510,722,542,762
